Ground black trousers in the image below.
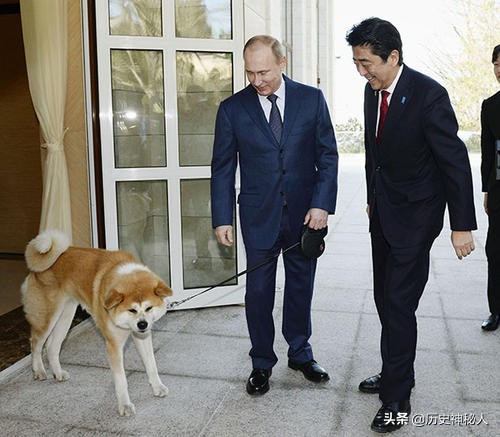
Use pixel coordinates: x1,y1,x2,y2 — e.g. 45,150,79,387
370,208,434,403
486,207,500,314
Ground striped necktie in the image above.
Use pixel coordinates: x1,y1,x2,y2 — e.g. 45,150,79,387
267,94,282,142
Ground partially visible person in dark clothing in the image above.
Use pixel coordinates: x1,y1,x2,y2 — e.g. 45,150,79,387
480,44,500,331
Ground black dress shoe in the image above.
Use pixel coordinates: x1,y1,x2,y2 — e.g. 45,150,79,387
359,373,415,394
359,373,381,393
288,359,330,382
246,368,271,395
370,400,411,433
481,314,500,331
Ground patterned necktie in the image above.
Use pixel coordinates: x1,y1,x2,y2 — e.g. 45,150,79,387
376,90,390,144
267,94,282,142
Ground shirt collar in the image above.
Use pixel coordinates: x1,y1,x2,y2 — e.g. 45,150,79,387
384,64,404,95
258,76,286,103
273,78,286,100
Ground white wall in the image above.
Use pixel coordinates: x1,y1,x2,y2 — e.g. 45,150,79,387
242,0,335,112
244,0,266,42
243,0,282,41
317,0,336,118
290,0,318,87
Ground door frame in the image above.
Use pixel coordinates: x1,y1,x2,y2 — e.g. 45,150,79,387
83,0,246,309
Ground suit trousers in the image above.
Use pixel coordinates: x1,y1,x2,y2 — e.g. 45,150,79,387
486,207,500,314
244,206,316,370
370,208,434,402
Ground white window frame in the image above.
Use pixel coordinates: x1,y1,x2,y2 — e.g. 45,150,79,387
91,0,246,308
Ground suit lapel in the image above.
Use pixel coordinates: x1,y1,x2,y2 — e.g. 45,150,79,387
380,66,413,144
240,85,280,146
239,76,300,147
281,76,300,146
366,87,378,143
365,85,378,157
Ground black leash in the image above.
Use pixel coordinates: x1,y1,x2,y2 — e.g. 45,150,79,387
167,241,300,309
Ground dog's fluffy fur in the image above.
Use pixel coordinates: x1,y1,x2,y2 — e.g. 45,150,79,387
21,230,173,416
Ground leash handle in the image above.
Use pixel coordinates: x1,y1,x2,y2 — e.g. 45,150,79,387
167,241,300,309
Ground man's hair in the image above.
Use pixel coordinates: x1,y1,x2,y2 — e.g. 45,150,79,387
345,17,403,65
244,35,285,62
492,44,500,63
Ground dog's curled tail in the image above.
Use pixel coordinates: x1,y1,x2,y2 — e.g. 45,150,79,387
25,230,71,272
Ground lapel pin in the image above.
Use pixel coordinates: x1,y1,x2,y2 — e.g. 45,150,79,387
401,96,406,104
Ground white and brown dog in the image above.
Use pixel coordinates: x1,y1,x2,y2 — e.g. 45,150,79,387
21,230,172,416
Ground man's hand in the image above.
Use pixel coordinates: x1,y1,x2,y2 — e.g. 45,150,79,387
451,230,475,260
484,193,489,215
304,208,328,230
214,225,234,247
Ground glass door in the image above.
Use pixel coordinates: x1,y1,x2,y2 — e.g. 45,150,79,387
95,0,245,308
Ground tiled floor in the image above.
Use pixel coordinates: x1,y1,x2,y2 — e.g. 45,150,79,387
1,154,498,436
0,306,31,372
0,305,89,372
0,258,30,371
0,258,27,315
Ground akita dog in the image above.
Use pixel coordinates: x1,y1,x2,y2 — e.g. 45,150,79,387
21,230,172,416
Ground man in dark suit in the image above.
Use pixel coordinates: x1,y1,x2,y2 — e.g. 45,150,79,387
211,35,338,395
346,18,477,433
480,44,500,332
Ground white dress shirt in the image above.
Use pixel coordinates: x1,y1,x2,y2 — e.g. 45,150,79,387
377,64,404,126
258,79,286,123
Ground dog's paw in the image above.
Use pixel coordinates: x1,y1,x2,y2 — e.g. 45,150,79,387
152,383,168,397
33,369,47,381
54,370,70,382
119,403,136,417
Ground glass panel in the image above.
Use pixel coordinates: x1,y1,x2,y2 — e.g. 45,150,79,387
116,181,170,285
175,0,232,39
111,49,166,168
180,179,236,289
176,51,233,166
109,0,162,37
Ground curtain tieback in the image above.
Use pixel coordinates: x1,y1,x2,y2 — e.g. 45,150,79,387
41,142,64,152
41,129,68,151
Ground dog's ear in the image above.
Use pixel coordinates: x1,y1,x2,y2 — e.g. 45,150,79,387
155,281,173,297
104,289,124,311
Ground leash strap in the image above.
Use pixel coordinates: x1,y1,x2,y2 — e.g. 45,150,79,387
167,241,300,309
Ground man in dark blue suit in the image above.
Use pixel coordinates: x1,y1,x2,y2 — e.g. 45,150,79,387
211,35,338,395
346,18,477,433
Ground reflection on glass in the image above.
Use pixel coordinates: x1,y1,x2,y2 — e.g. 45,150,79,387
175,0,232,39
176,51,232,166
109,0,162,36
116,181,170,284
180,179,236,289
111,49,166,168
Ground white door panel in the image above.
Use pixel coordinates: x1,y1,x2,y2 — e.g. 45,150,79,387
95,0,245,309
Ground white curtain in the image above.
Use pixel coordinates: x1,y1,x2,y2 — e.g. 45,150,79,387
20,0,72,241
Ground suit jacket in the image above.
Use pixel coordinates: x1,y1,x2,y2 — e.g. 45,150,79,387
211,75,338,249
481,90,500,211
364,65,477,248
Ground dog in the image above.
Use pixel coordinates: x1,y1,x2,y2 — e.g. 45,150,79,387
21,230,173,416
